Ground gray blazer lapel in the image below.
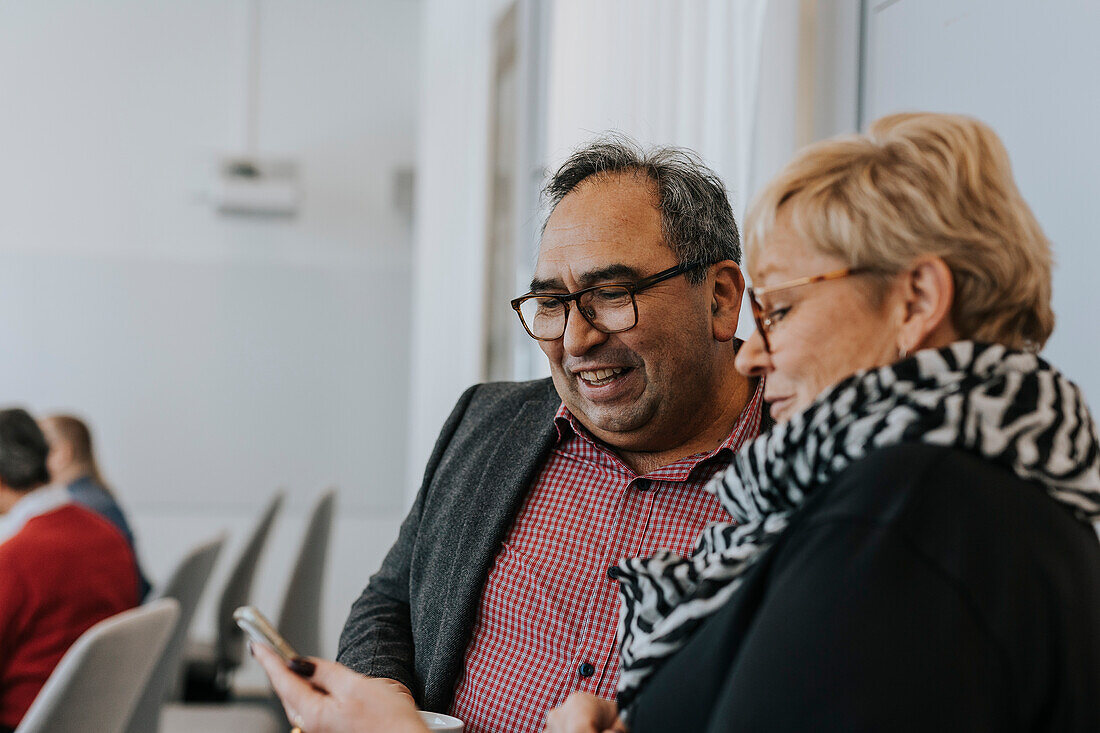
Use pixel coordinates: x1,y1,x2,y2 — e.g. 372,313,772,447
430,385,560,701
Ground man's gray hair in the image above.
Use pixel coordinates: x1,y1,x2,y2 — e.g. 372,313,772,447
543,134,741,282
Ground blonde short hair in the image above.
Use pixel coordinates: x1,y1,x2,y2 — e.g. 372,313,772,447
744,112,1053,351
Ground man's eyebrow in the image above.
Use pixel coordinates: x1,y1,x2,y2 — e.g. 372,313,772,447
529,276,565,293
576,264,642,287
529,264,642,293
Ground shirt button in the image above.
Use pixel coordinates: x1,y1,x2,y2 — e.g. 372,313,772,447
634,478,651,491
578,662,596,678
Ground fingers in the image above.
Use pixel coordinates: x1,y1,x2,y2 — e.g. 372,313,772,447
289,657,318,678
302,655,383,699
545,692,620,733
607,717,629,733
545,705,598,733
253,643,326,723
253,645,425,733
387,679,416,702
298,655,351,694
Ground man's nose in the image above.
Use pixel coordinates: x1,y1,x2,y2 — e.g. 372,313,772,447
562,308,609,356
735,328,772,378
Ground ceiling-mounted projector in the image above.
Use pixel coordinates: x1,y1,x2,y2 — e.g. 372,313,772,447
211,157,301,216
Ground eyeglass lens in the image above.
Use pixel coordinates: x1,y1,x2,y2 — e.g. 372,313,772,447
517,286,636,340
748,290,772,352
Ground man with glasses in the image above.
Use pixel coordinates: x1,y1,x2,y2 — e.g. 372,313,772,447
338,137,767,733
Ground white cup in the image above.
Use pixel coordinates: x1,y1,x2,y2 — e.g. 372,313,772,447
418,711,464,731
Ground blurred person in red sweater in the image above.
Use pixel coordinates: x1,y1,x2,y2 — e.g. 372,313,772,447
0,408,139,733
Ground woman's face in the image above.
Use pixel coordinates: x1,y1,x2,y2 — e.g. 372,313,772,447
735,213,903,423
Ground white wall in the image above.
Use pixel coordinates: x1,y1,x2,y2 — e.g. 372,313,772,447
860,0,1100,402
0,0,421,665
806,0,861,141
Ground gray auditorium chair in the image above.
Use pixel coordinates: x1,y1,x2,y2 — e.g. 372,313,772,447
125,536,225,733
277,489,337,657
15,599,179,733
183,491,284,700
162,490,337,732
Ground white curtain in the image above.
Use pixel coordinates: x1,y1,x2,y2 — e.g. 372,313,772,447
544,0,786,219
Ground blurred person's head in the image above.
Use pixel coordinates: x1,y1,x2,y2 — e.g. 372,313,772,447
39,414,108,489
736,112,1053,422
0,408,51,512
524,135,749,458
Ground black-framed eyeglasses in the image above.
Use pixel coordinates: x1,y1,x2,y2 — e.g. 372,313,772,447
747,267,868,352
510,261,708,341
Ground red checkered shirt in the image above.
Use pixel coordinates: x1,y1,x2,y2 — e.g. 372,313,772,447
449,382,765,733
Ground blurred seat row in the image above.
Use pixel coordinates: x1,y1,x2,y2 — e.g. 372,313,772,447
13,489,336,733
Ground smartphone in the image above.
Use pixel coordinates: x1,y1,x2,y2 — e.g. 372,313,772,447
234,605,300,667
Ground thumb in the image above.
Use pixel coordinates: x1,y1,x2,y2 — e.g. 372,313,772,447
605,717,629,733
252,644,325,722
295,656,361,695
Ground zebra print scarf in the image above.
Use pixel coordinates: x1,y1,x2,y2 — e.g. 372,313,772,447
612,341,1100,715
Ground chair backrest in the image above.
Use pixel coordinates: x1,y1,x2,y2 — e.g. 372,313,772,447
16,599,179,733
216,491,284,669
277,489,336,657
125,536,225,733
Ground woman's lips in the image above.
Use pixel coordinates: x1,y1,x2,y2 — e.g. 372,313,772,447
766,395,794,419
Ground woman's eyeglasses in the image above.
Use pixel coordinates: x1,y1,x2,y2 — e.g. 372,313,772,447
747,267,868,352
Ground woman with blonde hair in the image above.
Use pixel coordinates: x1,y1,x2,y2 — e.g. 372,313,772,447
555,112,1100,731
255,113,1100,732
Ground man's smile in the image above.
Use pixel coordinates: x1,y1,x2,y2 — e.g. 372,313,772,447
571,365,641,402
577,366,627,385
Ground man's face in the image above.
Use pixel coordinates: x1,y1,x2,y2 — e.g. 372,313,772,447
533,173,726,452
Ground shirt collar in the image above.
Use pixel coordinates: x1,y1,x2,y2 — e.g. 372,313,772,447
552,401,580,442
0,485,72,546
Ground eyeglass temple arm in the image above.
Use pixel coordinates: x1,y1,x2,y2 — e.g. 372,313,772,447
750,267,864,297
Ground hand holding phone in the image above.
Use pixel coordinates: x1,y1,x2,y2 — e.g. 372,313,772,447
234,605,316,677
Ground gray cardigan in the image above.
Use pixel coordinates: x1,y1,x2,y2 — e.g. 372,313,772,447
337,378,562,712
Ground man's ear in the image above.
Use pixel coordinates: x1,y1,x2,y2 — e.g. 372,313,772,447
710,261,745,343
897,256,958,352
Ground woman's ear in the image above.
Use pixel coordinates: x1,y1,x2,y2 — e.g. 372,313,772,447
710,261,745,343
898,256,959,352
